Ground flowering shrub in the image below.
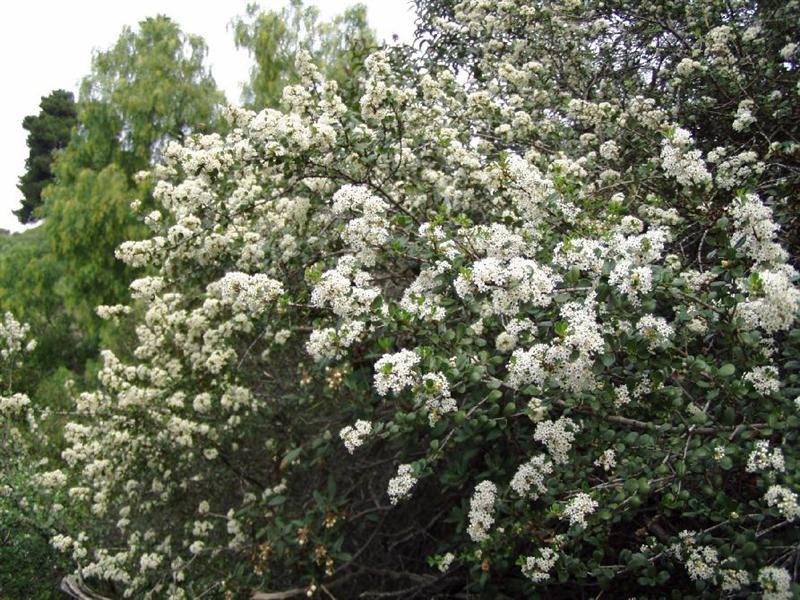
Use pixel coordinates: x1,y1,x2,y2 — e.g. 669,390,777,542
42,1,800,598
1,312,38,465
0,313,74,597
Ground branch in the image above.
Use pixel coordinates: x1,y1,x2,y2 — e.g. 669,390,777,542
60,576,112,600
252,573,357,600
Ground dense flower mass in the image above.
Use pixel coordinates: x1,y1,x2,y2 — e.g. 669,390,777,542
14,0,800,597
466,481,497,542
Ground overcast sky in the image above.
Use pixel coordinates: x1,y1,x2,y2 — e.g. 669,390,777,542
0,1,416,232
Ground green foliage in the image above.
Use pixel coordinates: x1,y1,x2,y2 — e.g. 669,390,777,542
2,15,226,386
20,1,800,598
0,228,91,389
0,508,69,600
232,0,376,109
39,15,225,338
30,2,799,596
60,15,224,180
44,165,144,333
14,90,77,224
0,314,76,599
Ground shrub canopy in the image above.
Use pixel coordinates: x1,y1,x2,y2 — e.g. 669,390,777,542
8,1,800,598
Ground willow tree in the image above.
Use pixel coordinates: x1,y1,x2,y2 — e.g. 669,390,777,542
42,16,225,333
232,0,376,110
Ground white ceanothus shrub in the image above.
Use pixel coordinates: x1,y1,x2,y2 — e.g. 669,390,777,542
31,0,800,597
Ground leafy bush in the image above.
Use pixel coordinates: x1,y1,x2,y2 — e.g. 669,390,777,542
0,314,74,599
28,1,800,598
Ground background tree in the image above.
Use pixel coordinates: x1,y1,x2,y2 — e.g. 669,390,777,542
44,15,225,337
232,0,376,109
0,227,92,386
14,90,77,223
57,14,225,181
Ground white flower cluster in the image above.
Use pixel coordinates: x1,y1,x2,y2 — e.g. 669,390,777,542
339,420,372,454
521,547,558,582
720,568,750,592
743,366,781,395
438,552,455,572
506,154,563,221
96,304,133,320
507,295,603,393
419,372,456,426
387,464,417,505
305,320,365,363
331,185,390,266
129,276,166,301
553,238,606,276
746,440,785,473
608,228,670,305
758,566,793,600
206,272,284,316
455,256,559,315
660,127,712,187
0,311,35,360
599,140,619,160
636,315,674,350
729,194,788,265
34,469,68,489
467,481,497,542
675,57,704,78
736,268,800,334
685,545,719,581
462,223,534,261
0,312,36,419
561,493,598,528
374,349,420,396
594,449,617,472
704,25,738,74
533,417,578,465
527,396,547,421
139,552,163,572
400,260,451,323
310,256,380,319
0,393,31,416
780,42,798,60
510,454,553,499
613,384,632,407
732,99,757,132
710,149,764,190
506,345,547,390
764,485,800,521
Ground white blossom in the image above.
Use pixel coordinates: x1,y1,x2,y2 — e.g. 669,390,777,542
510,454,553,499
521,547,558,582
374,349,420,396
746,440,785,473
561,493,598,528
758,566,792,600
467,481,497,542
764,485,800,521
339,420,373,454
534,417,578,465
387,464,417,504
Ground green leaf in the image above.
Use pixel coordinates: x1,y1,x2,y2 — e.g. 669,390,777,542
718,364,736,377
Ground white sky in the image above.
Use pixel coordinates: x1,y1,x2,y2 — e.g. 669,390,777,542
0,1,416,232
